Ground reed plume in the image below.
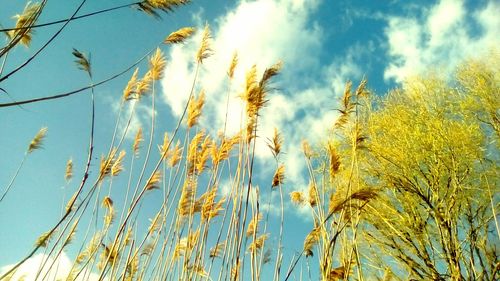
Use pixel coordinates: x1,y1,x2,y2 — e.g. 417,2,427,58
65,158,73,182
28,127,48,153
123,68,139,101
196,24,213,63
187,89,205,128
132,128,144,156
148,47,166,81
272,165,285,187
290,191,305,205
228,51,238,79
145,170,162,191
164,27,195,44
8,1,42,46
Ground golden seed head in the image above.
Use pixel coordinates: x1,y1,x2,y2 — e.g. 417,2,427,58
272,165,285,187
196,24,213,63
65,158,73,182
227,51,238,79
187,90,206,128
149,47,167,81
28,127,48,153
133,128,144,157
123,68,139,101
164,27,195,44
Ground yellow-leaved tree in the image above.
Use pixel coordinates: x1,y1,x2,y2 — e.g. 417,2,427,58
293,54,499,281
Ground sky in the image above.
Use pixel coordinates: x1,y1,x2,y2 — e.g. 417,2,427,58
0,0,498,279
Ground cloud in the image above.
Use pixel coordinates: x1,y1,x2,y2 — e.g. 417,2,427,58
384,0,500,82
159,0,367,220
0,252,100,281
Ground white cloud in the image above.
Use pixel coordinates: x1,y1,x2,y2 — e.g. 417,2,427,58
160,0,365,219
0,252,100,281
384,0,500,82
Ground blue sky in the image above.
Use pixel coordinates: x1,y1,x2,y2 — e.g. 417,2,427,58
0,0,498,279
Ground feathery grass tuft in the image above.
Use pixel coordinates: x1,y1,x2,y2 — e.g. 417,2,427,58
228,51,238,79
133,128,144,157
196,24,213,63
272,164,285,187
164,26,195,44
28,127,47,153
72,48,92,77
187,89,205,128
148,47,166,81
145,170,162,191
65,158,73,182
123,68,139,100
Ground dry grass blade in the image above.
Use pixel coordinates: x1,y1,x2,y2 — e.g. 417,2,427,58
290,191,305,205
164,26,195,44
246,214,262,237
267,127,283,158
148,212,162,234
145,170,162,191
123,68,139,100
211,133,240,165
187,264,208,277
328,188,377,214
65,158,73,182
308,182,318,207
178,179,196,217
8,2,42,46
137,0,190,18
327,142,341,178
209,242,225,258
272,165,285,187
303,227,321,257
169,140,182,167
202,190,225,220
173,230,199,260
99,147,118,181
228,51,238,79
34,230,54,248
72,48,91,77
187,89,205,128
329,266,348,280
259,61,283,92
248,233,269,253
158,132,170,158
102,196,115,227
196,23,213,63
63,221,78,246
28,127,48,153
335,81,353,129
111,150,126,176
302,139,313,159
133,127,144,156
148,47,166,80
135,71,152,98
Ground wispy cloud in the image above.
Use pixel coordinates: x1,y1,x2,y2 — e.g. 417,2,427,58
384,0,500,82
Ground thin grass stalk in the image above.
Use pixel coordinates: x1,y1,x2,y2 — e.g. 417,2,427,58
158,165,186,280
0,153,27,203
96,61,201,281
0,62,97,281
234,114,259,281
273,178,285,280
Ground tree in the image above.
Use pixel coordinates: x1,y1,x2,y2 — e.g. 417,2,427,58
361,55,499,280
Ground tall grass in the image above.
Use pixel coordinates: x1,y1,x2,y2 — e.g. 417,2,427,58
1,2,498,281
